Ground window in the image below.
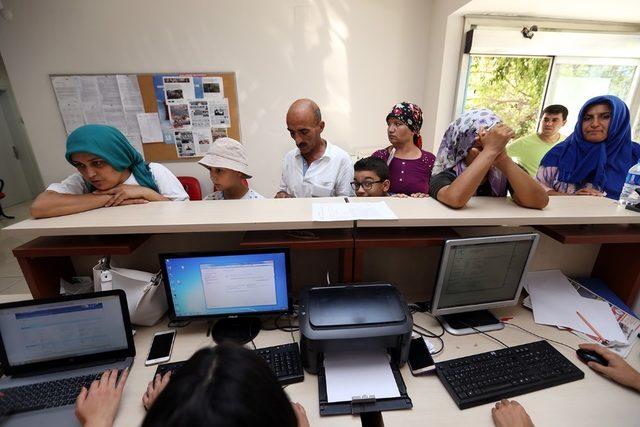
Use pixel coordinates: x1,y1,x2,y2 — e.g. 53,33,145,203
545,57,640,135
463,55,551,138
457,20,640,141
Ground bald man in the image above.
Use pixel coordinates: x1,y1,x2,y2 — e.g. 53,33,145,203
275,99,354,198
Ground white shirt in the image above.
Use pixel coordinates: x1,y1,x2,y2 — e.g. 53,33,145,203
278,141,354,197
46,162,189,201
204,188,264,200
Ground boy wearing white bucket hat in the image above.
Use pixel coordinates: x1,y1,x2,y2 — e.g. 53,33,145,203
198,137,264,200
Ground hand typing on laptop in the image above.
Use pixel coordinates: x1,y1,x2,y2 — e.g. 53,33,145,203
75,369,129,427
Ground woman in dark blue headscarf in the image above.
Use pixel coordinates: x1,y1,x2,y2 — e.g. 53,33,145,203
536,95,640,200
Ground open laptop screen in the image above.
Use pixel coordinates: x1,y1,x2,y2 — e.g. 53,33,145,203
0,293,130,368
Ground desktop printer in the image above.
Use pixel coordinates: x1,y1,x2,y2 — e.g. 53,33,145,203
299,283,413,415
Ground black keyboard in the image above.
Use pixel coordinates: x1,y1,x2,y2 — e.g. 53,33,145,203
436,340,584,409
155,342,305,385
0,371,114,415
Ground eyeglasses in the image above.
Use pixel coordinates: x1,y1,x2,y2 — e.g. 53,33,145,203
350,180,384,191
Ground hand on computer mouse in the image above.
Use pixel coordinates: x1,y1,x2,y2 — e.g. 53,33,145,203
491,399,534,427
578,344,640,391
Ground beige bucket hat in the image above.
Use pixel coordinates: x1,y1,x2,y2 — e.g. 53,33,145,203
198,137,252,178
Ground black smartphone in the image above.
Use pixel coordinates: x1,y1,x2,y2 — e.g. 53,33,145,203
145,330,176,366
408,337,436,376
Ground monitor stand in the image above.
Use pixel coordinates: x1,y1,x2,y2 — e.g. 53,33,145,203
210,317,262,344
439,310,504,336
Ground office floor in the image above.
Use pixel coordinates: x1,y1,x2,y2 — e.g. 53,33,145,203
0,201,32,295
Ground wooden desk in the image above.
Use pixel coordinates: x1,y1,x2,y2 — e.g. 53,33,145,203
535,224,640,307
352,227,458,282
351,196,640,307
240,229,355,282
3,198,351,297
5,197,640,304
12,235,150,298
120,304,639,426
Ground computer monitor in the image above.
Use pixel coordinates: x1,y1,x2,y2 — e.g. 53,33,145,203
159,248,291,343
430,233,539,335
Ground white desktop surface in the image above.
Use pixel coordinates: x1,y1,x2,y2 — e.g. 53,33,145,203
4,196,640,239
120,305,638,426
0,295,636,426
351,196,640,227
2,198,351,237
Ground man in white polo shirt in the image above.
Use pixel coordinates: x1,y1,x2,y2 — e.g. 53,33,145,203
275,99,354,198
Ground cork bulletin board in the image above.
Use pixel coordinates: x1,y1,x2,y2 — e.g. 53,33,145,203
51,72,241,162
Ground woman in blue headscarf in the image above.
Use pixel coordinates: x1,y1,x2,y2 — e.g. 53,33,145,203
30,125,188,218
537,95,640,199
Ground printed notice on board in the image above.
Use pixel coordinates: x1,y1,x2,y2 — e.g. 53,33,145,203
163,76,195,103
202,76,224,99
209,98,231,128
77,76,105,125
168,103,191,128
117,75,145,139
188,100,211,128
137,113,164,143
174,130,196,158
52,76,84,134
97,75,128,135
194,129,212,155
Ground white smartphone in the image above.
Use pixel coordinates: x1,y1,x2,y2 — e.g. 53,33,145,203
145,330,176,366
408,337,436,376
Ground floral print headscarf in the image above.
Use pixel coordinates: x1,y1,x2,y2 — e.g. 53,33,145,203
433,109,508,196
386,102,423,149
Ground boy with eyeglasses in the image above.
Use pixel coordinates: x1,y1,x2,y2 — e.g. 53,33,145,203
352,157,391,197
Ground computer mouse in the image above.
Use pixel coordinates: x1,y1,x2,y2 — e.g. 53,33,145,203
576,348,609,366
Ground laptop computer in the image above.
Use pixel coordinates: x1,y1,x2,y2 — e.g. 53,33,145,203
0,290,136,426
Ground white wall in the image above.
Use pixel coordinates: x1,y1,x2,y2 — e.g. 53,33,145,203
0,0,432,197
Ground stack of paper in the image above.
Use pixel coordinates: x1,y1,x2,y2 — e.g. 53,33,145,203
312,202,397,222
323,350,400,403
526,270,628,345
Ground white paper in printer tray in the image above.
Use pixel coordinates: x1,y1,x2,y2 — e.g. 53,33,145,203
323,349,400,403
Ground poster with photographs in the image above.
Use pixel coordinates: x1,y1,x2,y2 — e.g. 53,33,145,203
163,76,195,103
168,103,191,128
149,73,235,160
209,98,231,128
194,129,213,156
202,76,224,99
211,127,228,142
174,130,196,158
188,100,211,128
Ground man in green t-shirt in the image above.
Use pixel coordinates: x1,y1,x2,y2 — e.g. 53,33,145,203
507,104,568,177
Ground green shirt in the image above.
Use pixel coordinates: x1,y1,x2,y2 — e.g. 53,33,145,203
507,133,565,177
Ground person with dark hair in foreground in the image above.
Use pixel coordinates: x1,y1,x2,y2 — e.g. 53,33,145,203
491,343,640,427
75,345,310,427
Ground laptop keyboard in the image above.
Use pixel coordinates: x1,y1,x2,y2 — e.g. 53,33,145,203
0,371,120,415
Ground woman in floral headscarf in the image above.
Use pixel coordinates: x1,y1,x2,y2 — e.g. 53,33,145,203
429,109,548,209
372,102,436,197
